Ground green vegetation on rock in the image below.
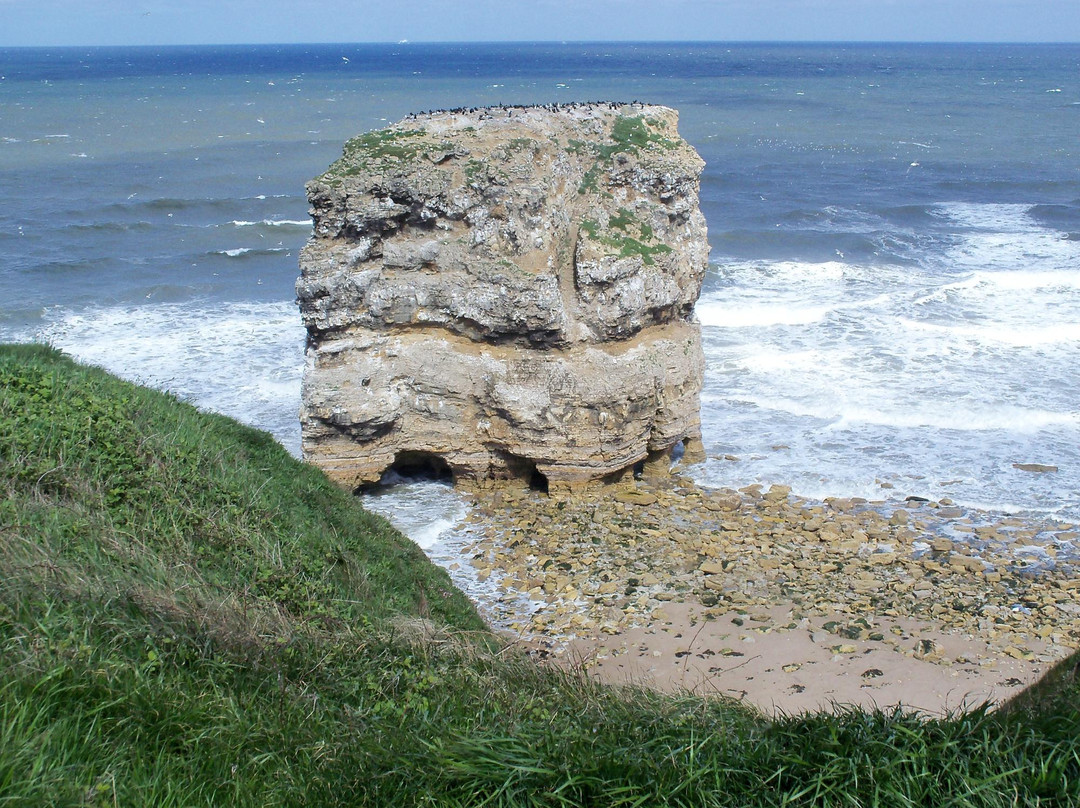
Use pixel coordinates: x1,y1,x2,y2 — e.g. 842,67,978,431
2,343,1078,807
581,214,674,266
325,128,458,180
603,114,679,158
575,115,679,196
608,207,636,231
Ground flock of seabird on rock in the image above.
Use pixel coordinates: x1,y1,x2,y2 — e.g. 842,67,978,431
402,101,648,121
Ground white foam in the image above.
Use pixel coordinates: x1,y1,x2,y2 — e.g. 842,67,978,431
900,317,1080,347
822,403,1078,432
695,201,1080,520
935,202,1034,231
359,480,470,550
721,348,823,374
412,517,462,550
932,203,1080,274
727,393,1064,432
697,299,831,328
967,269,1080,293
36,301,305,455
229,219,312,229
915,270,1080,305
716,259,849,282
214,247,289,257
698,260,905,332
718,341,1078,431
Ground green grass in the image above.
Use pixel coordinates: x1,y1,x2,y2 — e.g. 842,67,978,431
2,343,1078,806
602,115,679,158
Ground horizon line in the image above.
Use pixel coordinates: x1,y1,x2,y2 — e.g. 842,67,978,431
3,38,1079,49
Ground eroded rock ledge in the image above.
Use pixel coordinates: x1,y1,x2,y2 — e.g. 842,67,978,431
297,103,708,491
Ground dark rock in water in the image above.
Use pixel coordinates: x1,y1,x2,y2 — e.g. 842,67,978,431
1012,463,1059,473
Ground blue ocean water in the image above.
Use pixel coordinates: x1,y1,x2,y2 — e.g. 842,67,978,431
2,43,1079,536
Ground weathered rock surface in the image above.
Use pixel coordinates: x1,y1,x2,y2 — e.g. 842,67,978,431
297,104,709,490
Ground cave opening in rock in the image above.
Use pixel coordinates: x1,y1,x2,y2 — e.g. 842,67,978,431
528,466,549,494
501,452,549,493
386,451,453,483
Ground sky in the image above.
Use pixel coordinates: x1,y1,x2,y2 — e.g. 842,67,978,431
1,0,1078,47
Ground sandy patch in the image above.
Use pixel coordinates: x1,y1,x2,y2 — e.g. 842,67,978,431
558,602,1045,716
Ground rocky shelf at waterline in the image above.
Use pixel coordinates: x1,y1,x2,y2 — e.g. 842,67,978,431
448,475,1080,671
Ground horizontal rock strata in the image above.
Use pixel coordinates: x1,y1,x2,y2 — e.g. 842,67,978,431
298,103,709,490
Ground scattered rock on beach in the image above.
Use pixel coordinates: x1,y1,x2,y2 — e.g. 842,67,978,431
455,472,1080,671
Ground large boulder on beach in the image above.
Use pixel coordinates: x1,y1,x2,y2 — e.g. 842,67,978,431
296,103,708,492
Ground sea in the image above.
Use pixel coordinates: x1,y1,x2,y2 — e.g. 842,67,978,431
2,42,1079,555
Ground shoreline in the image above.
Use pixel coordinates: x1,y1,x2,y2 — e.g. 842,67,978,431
447,470,1079,715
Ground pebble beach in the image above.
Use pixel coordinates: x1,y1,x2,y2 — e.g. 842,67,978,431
448,468,1079,715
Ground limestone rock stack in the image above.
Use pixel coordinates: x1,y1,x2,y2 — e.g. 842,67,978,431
297,103,709,491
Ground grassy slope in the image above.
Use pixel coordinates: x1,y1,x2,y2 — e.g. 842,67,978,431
1,344,1078,807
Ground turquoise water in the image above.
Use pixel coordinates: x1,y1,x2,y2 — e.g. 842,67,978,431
2,42,1079,528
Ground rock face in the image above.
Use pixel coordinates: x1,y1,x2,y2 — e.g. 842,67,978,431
297,103,708,491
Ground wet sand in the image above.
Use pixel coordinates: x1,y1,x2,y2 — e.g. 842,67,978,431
563,602,1046,715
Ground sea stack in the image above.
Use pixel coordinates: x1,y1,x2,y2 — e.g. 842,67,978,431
297,103,708,492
